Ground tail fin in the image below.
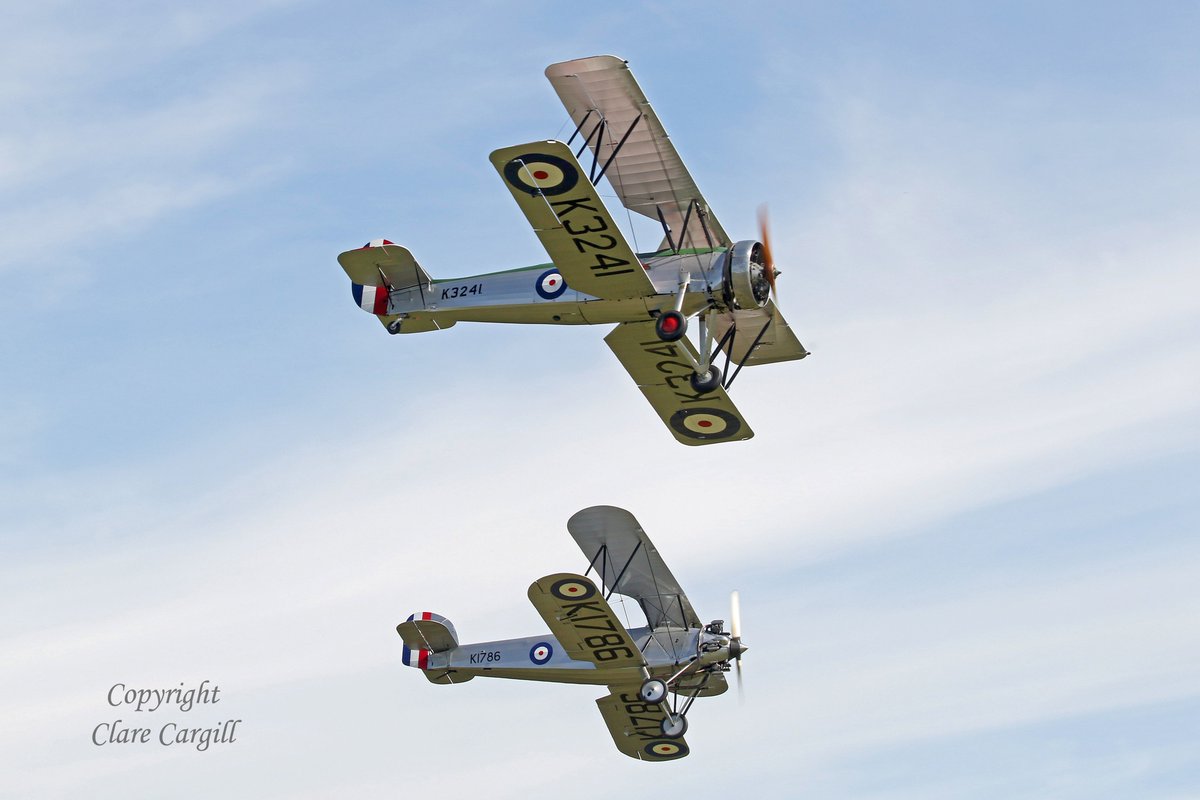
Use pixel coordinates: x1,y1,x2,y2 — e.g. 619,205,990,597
338,239,455,333
396,612,472,683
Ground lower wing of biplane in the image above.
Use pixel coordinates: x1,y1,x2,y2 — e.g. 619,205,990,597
394,507,746,761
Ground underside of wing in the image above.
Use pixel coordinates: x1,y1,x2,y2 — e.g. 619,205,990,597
526,573,644,672
605,320,753,446
712,300,810,366
567,506,700,631
546,55,729,253
596,686,690,761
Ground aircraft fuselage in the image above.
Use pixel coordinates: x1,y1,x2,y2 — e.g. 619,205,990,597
388,248,726,329
423,626,730,696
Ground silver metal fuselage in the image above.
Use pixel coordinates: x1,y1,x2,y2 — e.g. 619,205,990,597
389,249,726,327
431,626,731,694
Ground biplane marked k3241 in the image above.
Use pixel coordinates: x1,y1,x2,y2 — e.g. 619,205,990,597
338,55,809,445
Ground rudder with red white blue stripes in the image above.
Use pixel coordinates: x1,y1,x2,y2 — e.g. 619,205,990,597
396,611,460,670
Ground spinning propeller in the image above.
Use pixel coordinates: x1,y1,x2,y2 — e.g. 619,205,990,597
729,590,747,700
758,206,780,304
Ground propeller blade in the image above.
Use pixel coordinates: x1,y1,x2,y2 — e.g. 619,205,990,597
730,590,741,640
757,205,778,301
736,655,744,703
729,591,746,702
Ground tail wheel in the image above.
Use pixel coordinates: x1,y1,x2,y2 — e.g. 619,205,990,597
660,714,688,739
689,365,722,394
639,679,668,704
655,310,687,342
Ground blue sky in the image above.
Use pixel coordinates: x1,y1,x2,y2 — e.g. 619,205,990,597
2,2,1198,798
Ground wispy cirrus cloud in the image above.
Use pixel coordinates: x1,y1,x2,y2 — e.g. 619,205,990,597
0,3,304,276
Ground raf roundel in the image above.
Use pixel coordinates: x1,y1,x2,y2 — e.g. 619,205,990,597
535,268,568,300
669,407,742,441
503,152,579,196
550,577,597,601
643,740,689,760
529,642,553,665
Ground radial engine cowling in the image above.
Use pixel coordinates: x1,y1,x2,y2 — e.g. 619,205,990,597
720,239,771,311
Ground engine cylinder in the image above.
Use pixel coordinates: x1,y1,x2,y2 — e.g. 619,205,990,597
721,240,771,310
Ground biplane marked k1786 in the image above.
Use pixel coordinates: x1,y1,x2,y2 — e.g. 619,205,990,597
395,506,748,761
339,56,809,445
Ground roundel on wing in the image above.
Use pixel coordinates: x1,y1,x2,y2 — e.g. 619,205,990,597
549,577,596,601
535,268,568,299
643,740,689,760
503,153,579,196
668,407,742,441
529,642,553,665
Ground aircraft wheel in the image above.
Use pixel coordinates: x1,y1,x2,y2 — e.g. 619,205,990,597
660,714,688,739
639,678,668,704
386,320,403,335
655,310,687,342
689,365,722,393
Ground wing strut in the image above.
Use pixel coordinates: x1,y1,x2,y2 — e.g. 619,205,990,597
593,114,643,185
722,315,774,390
695,200,716,248
655,205,678,253
565,112,646,188
585,118,608,181
605,540,643,602
584,543,607,577
583,541,647,604
565,108,595,147
676,201,694,253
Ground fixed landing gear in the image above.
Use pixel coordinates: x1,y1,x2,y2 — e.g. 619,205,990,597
639,678,668,704
642,676,687,738
655,310,687,342
660,714,688,739
689,365,722,393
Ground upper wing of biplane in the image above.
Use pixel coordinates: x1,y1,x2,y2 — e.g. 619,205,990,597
527,573,645,671
567,506,701,631
545,55,729,253
711,299,810,366
605,320,753,446
490,140,656,301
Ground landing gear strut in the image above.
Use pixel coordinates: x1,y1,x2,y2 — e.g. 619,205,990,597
641,658,710,741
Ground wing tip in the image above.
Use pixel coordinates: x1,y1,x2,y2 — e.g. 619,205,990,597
545,54,628,78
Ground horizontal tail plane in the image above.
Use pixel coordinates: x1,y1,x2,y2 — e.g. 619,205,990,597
396,612,473,684
338,240,454,334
